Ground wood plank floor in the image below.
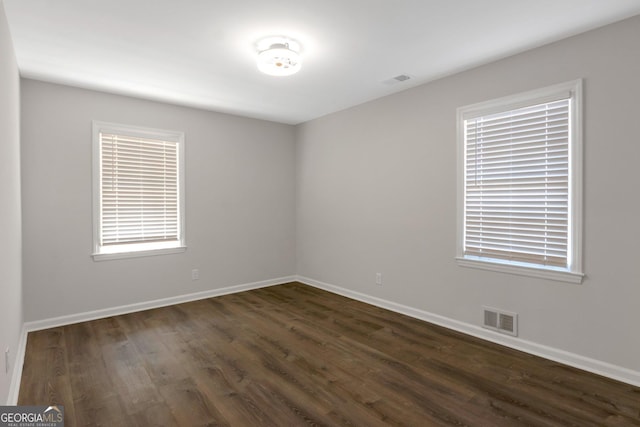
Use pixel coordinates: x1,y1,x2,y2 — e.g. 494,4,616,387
19,282,640,426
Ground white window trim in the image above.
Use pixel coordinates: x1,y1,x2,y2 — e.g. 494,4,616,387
456,80,584,283
92,121,186,261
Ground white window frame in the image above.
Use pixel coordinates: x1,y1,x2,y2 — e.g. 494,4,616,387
92,121,186,261
456,80,584,283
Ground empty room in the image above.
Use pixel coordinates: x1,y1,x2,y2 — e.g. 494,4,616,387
1,0,640,425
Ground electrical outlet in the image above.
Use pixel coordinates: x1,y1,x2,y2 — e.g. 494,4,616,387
5,348,9,374
191,269,199,281
375,273,382,286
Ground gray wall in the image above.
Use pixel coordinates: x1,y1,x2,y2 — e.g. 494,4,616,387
0,0,22,404
296,15,640,373
21,80,296,321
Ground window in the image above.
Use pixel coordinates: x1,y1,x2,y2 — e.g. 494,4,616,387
92,121,185,260
456,80,583,283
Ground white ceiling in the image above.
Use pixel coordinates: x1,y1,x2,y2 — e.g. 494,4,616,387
4,1,640,124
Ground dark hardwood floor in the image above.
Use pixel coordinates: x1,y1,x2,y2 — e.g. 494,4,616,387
18,282,640,426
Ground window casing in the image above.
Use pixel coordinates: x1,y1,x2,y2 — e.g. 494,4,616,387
92,121,186,260
456,80,583,283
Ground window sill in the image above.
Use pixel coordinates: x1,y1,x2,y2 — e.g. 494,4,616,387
456,257,584,284
92,246,186,261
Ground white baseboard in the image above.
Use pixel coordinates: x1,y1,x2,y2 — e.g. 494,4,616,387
24,276,296,332
6,324,28,405
7,275,296,404
296,275,640,388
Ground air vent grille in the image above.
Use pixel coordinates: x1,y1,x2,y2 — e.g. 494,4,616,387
484,310,498,328
483,307,518,336
393,74,411,82
499,313,515,334
382,74,412,85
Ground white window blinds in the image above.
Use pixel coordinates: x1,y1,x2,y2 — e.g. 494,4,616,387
99,132,180,246
92,121,185,259
463,98,570,268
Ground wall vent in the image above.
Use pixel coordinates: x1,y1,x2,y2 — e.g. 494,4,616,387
484,310,498,328
483,306,518,336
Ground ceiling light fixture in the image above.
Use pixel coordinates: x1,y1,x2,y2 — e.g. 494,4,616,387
257,38,302,77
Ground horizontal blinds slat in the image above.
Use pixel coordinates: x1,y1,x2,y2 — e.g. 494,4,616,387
101,234,180,244
467,113,568,136
101,221,178,227
102,153,177,162
102,168,177,176
463,98,570,268
101,225,178,232
466,127,568,147
466,151,568,167
103,237,178,245
466,192,568,197
466,106,568,126
102,221,177,227
99,131,180,246
102,196,178,201
102,219,178,225
465,245,567,258
102,213,178,219
466,167,568,178
102,184,177,190
102,194,178,200
102,230,178,236
102,156,177,165
467,99,569,124
103,226,178,232
465,248,566,268
466,116,568,139
103,230,179,237
466,229,567,239
102,168,177,174
101,142,177,151
102,201,177,206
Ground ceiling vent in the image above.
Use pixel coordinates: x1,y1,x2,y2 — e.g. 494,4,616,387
382,74,412,85
483,306,518,336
